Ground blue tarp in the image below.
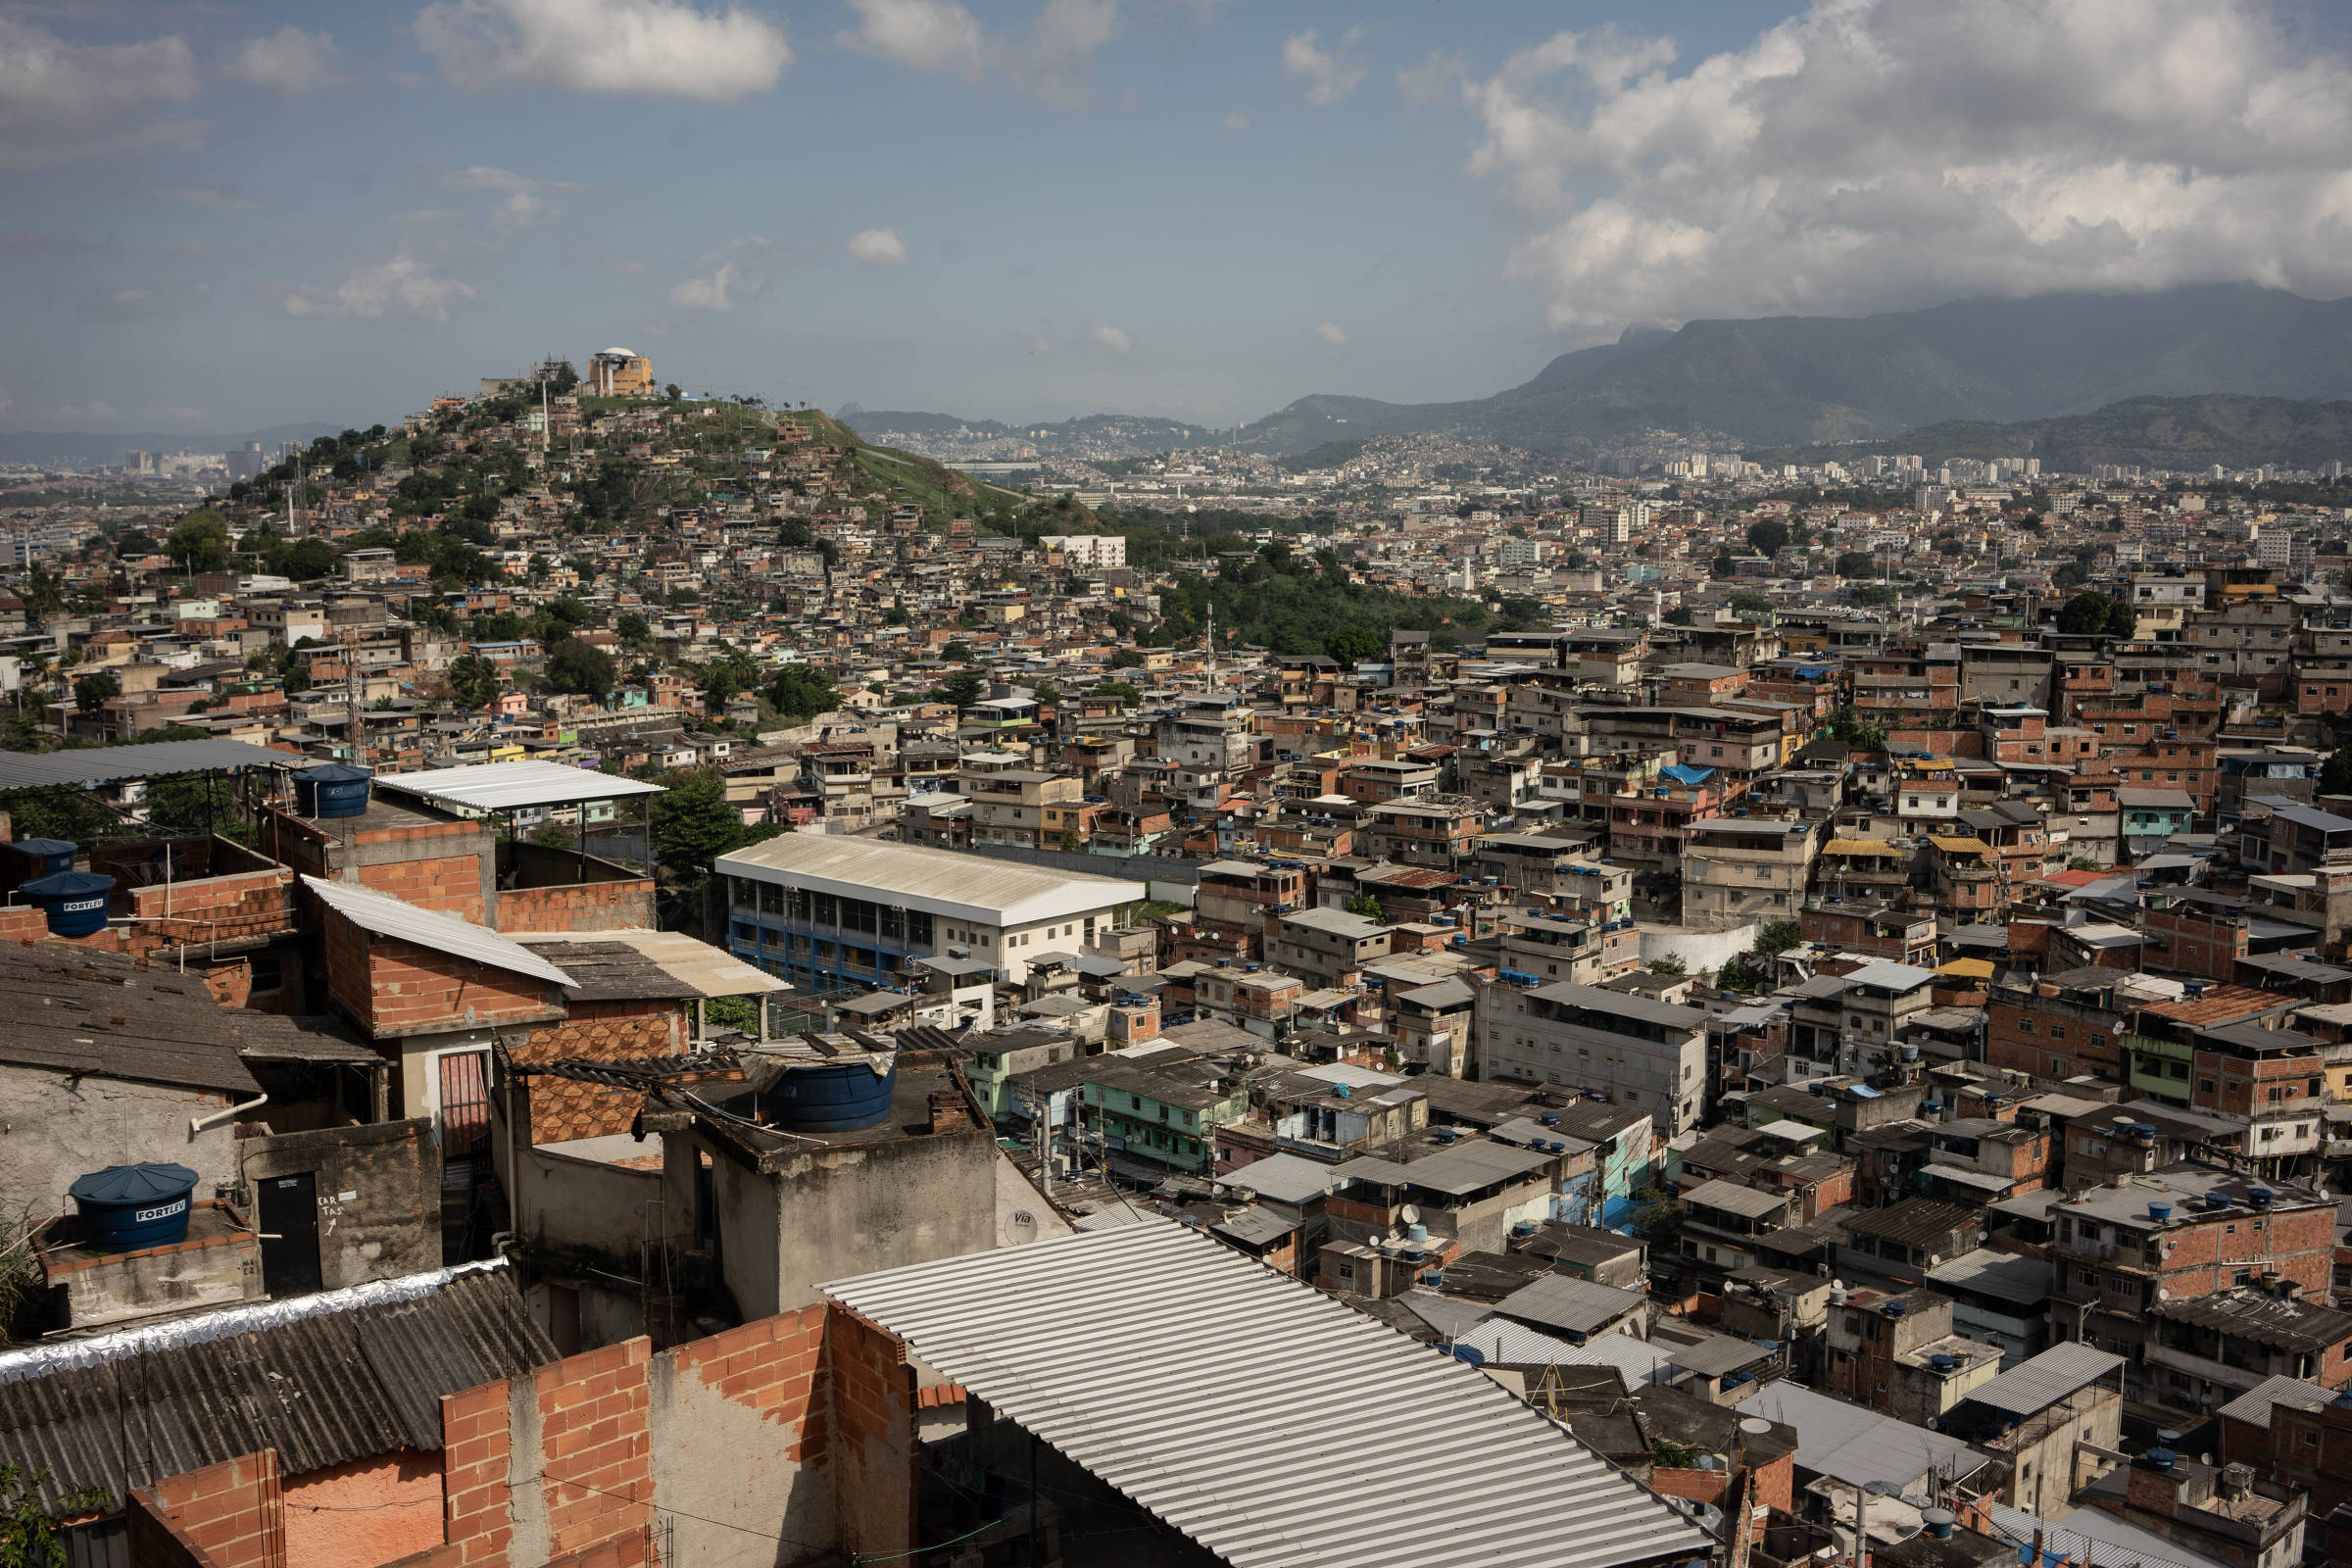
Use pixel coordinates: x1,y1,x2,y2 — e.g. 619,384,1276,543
1661,763,1716,785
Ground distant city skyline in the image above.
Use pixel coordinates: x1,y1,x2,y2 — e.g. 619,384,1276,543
5,0,2351,435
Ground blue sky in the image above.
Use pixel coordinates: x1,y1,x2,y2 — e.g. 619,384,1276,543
4,0,2350,435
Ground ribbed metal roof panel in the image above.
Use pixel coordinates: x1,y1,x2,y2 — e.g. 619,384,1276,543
0,1265,553,1510
0,739,291,790
373,760,665,812
822,1224,1711,1568
303,875,574,986
1966,1342,2125,1418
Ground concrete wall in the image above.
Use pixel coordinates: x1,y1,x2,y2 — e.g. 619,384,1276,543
710,1123,998,1320
43,1200,260,1329
1638,921,1761,973
237,1118,441,1291
652,1306,833,1568
0,1063,239,1226
512,1141,666,1260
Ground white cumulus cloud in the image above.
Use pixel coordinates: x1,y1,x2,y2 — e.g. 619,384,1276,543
838,0,1117,105
444,165,584,230
0,18,201,172
267,255,477,323
416,0,792,101
835,0,985,78
1315,321,1347,345
1454,0,2352,336
846,226,910,265
1282,27,1364,108
1090,324,1132,352
228,27,340,95
669,236,779,309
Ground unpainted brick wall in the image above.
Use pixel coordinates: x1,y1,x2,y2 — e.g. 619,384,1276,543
140,1449,286,1568
497,880,658,935
357,854,488,922
824,1304,919,1564
431,1305,852,1568
362,932,559,1036
513,1000,683,1142
120,869,297,960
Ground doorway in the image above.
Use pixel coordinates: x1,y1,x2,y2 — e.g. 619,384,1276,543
257,1171,322,1298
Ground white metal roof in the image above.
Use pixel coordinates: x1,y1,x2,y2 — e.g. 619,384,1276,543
820,1224,1712,1568
715,834,1146,925
302,876,574,987
373,760,666,813
1964,1342,2124,1417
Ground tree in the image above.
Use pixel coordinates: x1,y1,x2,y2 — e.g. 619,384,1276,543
267,537,340,580
616,612,653,650
941,639,974,663
938,671,985,710
2057,591,2133,637
446,653,502,710
1710,553,1738,580
2322,748,2352,797
1095,681,1143,709
72,670,118,713
0,1463,109,1566
664,383,682,402
1343,893,1388,923
1821,705,1879,746
143,771,248,845
166,510,232,574
1649,956,1687,975
1716,956,1762,993
650,768,746,869
20,566,64,617
1108,649,1146,669
1727,590,1775,621
1323,624,1384,666
1755,919,1804,956
1661,606,1693,626
768,665,841,723
546,639,616,698
1836,551,1877,578
1746,518,1790,557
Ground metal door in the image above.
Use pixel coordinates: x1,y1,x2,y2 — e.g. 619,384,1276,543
257,1171,322,1298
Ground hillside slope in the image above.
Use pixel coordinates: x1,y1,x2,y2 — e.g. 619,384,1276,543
1749,394,2352,473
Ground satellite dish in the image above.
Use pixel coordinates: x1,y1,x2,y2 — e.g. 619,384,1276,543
1740,1418,1775,1438
1399,1204,1422,1225
1008,1209,1039,1244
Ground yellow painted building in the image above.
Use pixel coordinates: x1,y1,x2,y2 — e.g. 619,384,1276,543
588,347,655,397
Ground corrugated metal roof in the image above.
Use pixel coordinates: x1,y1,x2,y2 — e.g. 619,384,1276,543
1964,1342,2124,1416
0,739,292,790
1735,1383,1988,1493
821,1224,1712,1568
373,760,665,812
2214,1373,2333,1429
303,875,574,986
715,834,1146,924
1490,1275,1648,1337
0,1265,553,1510
515,929,787,998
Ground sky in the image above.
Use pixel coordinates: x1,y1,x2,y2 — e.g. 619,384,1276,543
4,0,2352,436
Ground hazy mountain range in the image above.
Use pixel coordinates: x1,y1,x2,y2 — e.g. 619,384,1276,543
852,285,2352,464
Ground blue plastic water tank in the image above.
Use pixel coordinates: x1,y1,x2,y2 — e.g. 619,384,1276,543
21,870,115,937
294,762,373,818
69,1163,199,1252
5,839,76,878
757,1059,898,1132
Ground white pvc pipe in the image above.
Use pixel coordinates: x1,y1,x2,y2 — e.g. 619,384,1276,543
189,1093,268,1138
